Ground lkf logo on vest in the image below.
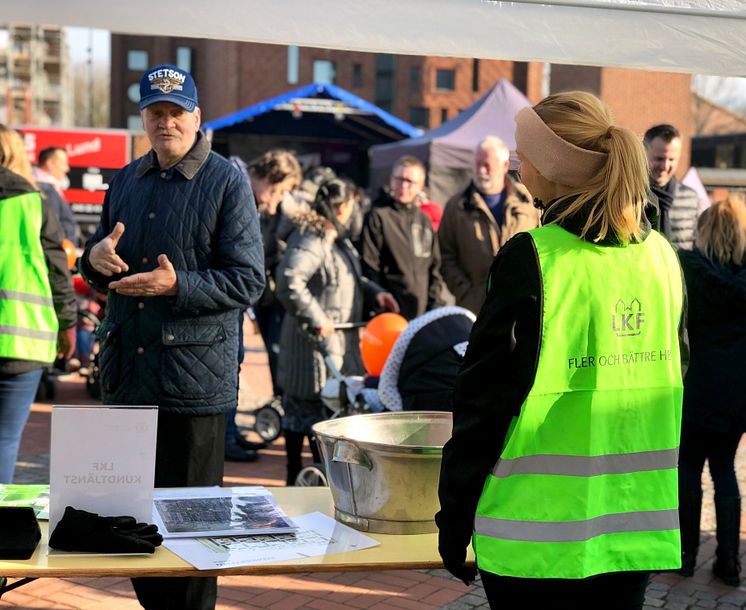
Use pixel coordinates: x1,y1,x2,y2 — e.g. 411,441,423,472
612,298,645,337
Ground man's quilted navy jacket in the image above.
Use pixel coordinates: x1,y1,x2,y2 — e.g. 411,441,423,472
81,133,265,415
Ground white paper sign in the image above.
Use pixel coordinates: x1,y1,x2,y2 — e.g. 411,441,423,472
49,405,158,533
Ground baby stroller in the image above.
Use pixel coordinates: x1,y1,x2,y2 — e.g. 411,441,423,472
293,321,371,487
295,307,476,486
378,306,475,412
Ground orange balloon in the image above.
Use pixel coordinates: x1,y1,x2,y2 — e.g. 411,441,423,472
360,312,408,376
62,239,77,270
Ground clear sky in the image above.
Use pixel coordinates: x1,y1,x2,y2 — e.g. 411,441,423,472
66,27,110,66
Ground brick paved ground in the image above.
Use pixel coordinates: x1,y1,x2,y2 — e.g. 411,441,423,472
2,324,745,609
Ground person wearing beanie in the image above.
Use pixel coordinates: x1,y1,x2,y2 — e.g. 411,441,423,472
437,91,688,609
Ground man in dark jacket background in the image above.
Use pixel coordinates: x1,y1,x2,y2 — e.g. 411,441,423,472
360,156,444,320
81,64,265,610
644,123,700,249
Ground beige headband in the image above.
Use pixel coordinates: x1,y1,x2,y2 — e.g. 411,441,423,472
514,106,608,188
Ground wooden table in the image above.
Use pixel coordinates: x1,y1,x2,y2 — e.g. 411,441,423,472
0,487,464,584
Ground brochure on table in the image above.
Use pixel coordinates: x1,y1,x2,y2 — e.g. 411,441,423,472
164,511,380,570
152,486,297,538
0,484,49,520
49,405,158,534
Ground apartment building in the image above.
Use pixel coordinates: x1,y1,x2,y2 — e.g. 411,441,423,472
0,23,71,126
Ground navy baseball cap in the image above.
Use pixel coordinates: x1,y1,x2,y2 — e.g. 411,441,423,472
139,64,198,112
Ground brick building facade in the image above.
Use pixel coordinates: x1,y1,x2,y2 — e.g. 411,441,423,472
111,35,694,171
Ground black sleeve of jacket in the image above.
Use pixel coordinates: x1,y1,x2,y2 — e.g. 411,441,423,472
40,183,78,245
436,232,541,560
360,208,385,286
41,196,77,329
427,230,446,310
675,250,690,377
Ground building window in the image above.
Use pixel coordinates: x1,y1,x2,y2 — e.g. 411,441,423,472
127,115,143,131
472,59,480,92
127,50,148,71
287,46,299,85
375,54,396,112
313,60,336,85
436,69,456,91
176,47,192,72
127,83,140,104
440,108,448,124
410,67,421,91
353,63,363,88
409,106,430,129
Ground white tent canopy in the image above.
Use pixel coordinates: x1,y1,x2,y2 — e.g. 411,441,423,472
6,1,746,76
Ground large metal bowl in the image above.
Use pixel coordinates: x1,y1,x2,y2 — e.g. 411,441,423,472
312,411,452,534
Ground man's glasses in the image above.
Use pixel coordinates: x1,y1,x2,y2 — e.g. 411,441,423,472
391,175,420,187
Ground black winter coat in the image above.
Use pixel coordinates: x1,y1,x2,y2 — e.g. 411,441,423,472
360,191,444,320
81,133,265,415
679,249,746,433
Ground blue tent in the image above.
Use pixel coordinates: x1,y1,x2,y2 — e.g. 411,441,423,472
204,83,421,142
203,83,421,185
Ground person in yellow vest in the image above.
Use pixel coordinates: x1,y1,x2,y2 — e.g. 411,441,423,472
436,91,688,609
0,125,77,483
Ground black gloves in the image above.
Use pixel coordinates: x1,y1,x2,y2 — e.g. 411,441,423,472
439,543,478,586
49,506,163,554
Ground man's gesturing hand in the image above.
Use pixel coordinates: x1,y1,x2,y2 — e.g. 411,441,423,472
89,222,129,277
108,254,178,297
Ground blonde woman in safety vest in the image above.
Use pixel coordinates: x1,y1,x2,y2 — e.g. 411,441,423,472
0,125,77,483
436,91,687,610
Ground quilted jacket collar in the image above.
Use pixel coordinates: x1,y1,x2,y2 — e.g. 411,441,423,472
135,131,210,180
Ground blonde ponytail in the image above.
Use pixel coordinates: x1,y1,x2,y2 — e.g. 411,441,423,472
535,92,649,245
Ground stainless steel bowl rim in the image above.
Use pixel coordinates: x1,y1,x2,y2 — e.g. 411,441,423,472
312,411,450,453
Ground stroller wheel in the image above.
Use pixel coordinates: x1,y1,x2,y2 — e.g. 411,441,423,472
295,463,328,487
254,404,282,442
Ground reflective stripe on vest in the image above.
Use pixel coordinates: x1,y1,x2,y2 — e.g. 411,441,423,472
473,224,684,579
492,447,679,478
0,192,58,363
475,509,679,543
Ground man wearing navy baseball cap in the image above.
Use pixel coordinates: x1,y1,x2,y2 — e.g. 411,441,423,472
80,64,265,610
136,63,201,170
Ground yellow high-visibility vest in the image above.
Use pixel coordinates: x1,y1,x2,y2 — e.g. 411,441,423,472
0,192,58,363
474,224,684,579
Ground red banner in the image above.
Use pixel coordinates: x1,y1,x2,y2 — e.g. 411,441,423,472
17,127,131,208
18,127,130,167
